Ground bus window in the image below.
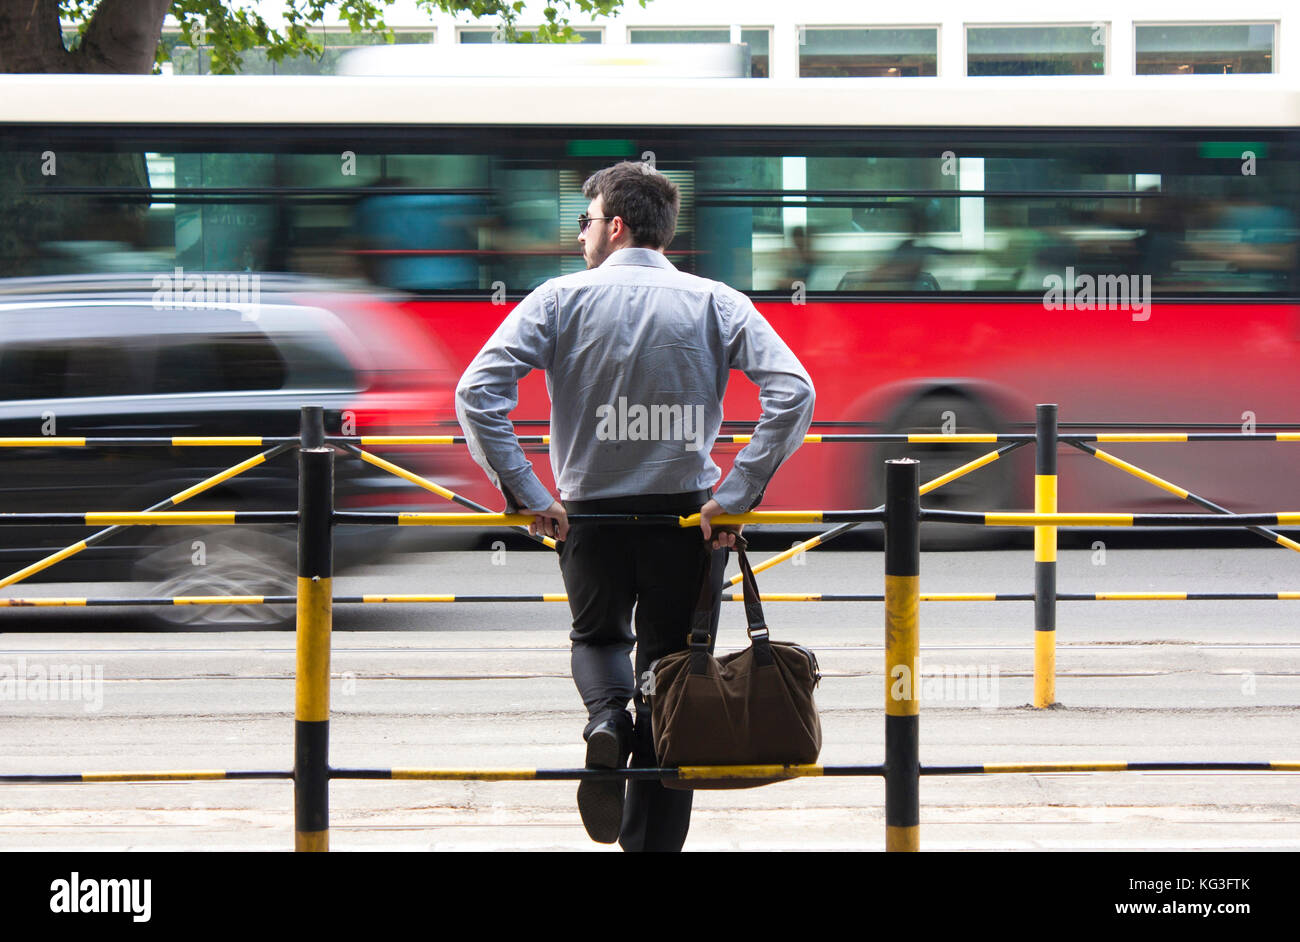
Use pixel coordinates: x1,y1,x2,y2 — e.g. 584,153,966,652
688,134,1299,296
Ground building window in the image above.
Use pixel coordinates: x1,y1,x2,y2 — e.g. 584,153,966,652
966,25,1105,76
1135,23,1274,74
629,28,728,43
743,29,771,78
798,27,939,77
458,27,602,43
163,28,435,74
628,27,768,77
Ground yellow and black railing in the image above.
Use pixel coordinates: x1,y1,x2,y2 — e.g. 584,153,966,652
3,405,1299,852
294,406,333,852
884,459,920,852
922,510,1300,528
0,770,291,783
7,589,1297,608
6,431,1298,450
0,441,295,592
1034,404,1059,708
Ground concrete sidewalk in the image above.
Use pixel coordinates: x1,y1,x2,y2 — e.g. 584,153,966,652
1,630,1297,851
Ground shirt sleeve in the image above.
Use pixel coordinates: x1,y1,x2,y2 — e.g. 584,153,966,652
454,285,557,513
711,288,816,514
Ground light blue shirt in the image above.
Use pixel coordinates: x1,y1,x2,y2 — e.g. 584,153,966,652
455,247,815,513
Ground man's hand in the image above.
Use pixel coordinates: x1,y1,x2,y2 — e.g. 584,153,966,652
699,498,742,549
529,500,569,541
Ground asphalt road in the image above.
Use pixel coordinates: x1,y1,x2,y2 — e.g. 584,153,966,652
1,540,1297,851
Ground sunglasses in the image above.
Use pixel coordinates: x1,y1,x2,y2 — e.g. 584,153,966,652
578,214,614,233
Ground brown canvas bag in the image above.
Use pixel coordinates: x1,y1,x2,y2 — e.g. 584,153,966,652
647,537,822,789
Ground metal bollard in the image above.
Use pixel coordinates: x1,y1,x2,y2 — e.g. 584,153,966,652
295,405,333,851
1034,404,1058,708
884,458,920,852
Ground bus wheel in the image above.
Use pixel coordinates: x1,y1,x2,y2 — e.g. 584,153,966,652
873,393,1017,550
133,527,296,629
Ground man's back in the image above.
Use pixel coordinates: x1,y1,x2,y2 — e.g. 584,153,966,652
545,249,733,500
456,246,814,510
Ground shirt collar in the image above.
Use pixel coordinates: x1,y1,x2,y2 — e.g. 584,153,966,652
601,247,676,270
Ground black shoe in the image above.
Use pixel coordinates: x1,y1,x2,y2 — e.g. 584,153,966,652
577,721,629,844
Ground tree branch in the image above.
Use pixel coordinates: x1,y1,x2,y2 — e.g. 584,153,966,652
75,0,172,73
0,0,74,72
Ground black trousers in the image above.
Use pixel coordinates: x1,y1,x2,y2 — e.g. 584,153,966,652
558,490,728,853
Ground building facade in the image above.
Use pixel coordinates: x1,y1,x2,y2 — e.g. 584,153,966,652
163,0,1294,79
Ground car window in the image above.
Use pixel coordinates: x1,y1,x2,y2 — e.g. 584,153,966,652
65,340,148,397
0,338,148,400
0,342,68,400
150,332,288,394
271,332,358,390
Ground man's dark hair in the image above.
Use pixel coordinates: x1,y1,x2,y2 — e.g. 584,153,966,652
581,161,679,249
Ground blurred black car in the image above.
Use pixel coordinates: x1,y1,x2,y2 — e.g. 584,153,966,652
0,273,468,626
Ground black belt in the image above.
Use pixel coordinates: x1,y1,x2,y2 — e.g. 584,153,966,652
562,489,712,516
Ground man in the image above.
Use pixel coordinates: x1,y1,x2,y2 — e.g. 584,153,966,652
455,161,814,851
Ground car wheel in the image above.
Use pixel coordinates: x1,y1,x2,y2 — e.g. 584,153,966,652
133,527,296,628
873,393,1017,550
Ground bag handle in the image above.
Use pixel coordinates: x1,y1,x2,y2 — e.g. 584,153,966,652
689,534,774,671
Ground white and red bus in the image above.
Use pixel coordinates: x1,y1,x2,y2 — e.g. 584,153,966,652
4,72,1298,523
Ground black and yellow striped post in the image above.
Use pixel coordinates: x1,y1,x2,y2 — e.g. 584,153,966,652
1034,404,1058,708
884,458,920,852
295,406,333,852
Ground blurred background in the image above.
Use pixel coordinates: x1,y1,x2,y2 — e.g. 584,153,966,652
2,0,1299,622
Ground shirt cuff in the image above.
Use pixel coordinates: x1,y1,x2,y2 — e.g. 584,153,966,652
712,469,764,515
501,472,554,514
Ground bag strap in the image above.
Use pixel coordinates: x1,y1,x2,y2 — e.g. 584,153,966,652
734,541,775,666
688,546,716,674
688,534,774,671
689,549,715,642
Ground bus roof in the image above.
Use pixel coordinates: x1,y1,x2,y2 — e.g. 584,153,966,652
5,74,1300,128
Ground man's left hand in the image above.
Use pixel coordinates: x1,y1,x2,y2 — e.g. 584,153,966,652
529,500,569,541
699,498,742,549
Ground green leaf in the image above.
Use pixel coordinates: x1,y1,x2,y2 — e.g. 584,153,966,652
58,0,640,74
